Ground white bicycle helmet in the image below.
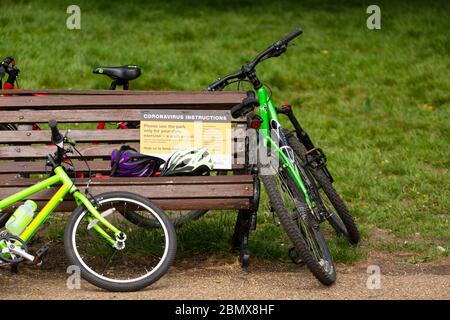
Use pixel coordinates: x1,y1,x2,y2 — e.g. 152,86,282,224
161,147,213,176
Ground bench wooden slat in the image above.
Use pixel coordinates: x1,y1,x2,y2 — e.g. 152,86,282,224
0,129,139,143
0,145,247,160
0,109,155,123
1,198,250,213
0,183,253,200
0,143,138,159
0,175,253,211
0,109,247,124
0,161,111,173
0,175,253,186
0,161,244,173
0,89,190,96
0,127,248,144
0,92,246,109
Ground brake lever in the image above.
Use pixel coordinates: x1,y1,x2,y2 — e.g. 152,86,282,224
270,46,287,58
63,130,76,146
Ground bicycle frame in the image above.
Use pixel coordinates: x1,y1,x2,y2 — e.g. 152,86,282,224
0,166,122,245
256,86,313,207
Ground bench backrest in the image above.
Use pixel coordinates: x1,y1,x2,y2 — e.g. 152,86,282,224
0,91,254,212
0,91,247,174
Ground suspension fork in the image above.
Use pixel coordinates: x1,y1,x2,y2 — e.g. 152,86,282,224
72,191,123,246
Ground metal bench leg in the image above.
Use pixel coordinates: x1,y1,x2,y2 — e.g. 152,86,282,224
232,209,255,271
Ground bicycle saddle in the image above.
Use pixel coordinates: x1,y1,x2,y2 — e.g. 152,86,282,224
93,65,141,81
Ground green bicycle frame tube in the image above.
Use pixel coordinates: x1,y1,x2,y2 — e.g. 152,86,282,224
256,86,313,206
0,166,121,245
257,86,279,132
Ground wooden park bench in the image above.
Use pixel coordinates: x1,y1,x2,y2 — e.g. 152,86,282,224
0,90,260,269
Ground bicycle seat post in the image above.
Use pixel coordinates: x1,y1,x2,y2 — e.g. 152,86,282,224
109,78,130,90
110,80,117,90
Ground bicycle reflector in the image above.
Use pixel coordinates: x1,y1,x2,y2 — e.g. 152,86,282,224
281,104,292,111
247,114,263,129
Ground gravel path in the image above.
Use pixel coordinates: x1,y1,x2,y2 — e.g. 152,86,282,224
1,253,449,300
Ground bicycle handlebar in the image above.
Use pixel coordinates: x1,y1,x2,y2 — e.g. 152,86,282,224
47,120,78,168
49,120,63,146
274,28,303,48
207,28,303,91
1,56,15,67
247,28,303,70
207,69,245,92
0,56,20,86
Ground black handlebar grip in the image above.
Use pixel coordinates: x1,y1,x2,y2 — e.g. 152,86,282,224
230,91,260,118
48,120,63,145
276,28,303,47
230,103,244,119
1,56,15,67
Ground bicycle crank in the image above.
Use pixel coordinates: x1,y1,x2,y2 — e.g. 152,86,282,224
0,235,34,264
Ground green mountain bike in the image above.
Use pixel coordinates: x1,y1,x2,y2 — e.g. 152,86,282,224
207,28,360,285
0,121,177,292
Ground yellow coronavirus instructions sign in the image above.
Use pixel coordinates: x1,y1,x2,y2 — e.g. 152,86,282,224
140,110,232,169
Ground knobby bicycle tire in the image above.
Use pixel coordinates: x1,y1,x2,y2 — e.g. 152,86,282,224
284,129,360,244
260,171,336,285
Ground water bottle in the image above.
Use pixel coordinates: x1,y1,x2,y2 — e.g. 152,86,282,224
5,200,37,236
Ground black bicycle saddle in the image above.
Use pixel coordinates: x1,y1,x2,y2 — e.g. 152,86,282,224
93,65,141,81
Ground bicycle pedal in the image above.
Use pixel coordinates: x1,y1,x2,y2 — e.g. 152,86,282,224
10,263,19,275
34,245,50,265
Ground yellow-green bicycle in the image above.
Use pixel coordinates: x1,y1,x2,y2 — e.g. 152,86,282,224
0,120,176,292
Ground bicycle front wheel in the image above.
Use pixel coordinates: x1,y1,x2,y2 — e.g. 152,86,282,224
261,167,336,285
64,191,176,292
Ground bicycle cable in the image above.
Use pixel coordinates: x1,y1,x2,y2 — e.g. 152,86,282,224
260,80,273,107
72,144,97,205
236,79,252,91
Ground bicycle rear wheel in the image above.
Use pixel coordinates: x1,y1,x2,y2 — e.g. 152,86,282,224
285,130,360,244
125,209,208,228
64,191,176,292
260,165,336,285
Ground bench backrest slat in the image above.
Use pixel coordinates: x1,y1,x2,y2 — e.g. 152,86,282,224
0,128,246,144
0,92,245,109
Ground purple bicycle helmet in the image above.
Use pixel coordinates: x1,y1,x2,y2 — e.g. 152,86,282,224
110,145,165,177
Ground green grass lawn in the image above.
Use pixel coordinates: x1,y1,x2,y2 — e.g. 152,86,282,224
2,0,449,264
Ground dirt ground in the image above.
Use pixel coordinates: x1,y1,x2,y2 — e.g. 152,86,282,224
1,251,449,300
